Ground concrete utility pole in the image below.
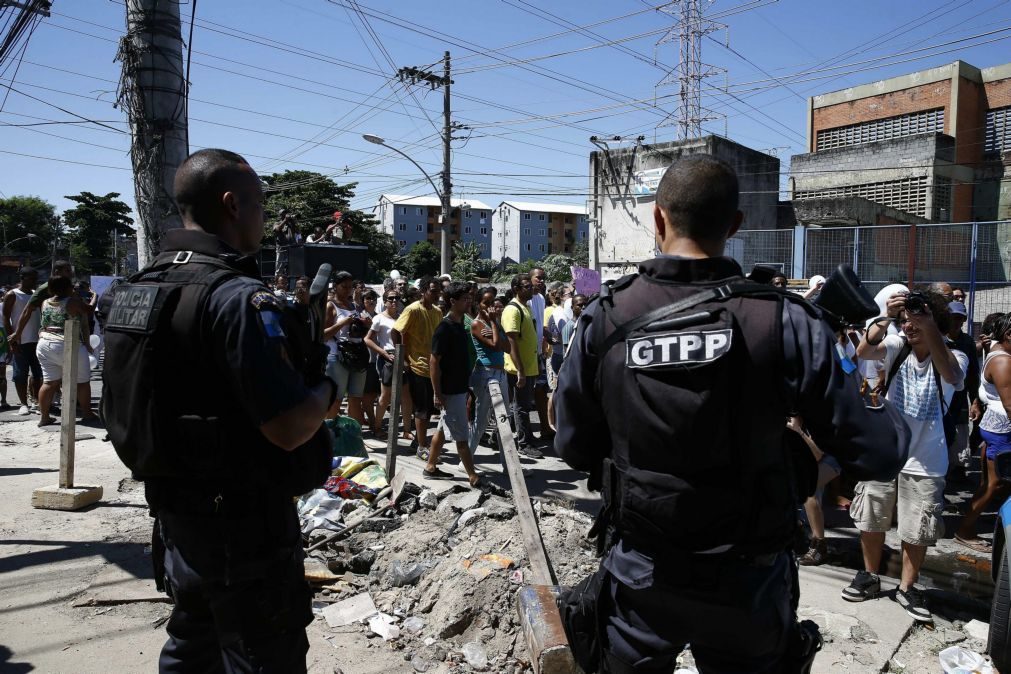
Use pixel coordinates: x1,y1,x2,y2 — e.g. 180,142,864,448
440,51,452,277
117,0,189,267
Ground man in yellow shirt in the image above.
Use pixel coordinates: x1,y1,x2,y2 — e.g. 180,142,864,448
503,273,541,458
392,277,443,455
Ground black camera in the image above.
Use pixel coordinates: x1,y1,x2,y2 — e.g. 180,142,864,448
903,292,930,315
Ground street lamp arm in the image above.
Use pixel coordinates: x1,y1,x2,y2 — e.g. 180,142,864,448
381,142,443,201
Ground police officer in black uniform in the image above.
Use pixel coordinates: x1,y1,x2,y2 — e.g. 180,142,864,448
100,149,335,672
554,155,910,673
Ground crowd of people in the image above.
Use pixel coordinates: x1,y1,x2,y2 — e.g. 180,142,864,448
1,262,100,427
270,266,587,488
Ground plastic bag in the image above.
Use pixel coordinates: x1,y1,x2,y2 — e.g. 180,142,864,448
326,416,367,458
938,646,994,673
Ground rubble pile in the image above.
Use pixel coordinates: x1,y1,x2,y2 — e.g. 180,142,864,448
301,483,599,673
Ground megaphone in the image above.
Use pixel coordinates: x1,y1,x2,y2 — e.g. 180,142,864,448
813,264,878,329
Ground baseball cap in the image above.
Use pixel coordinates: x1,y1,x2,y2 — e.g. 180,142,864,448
949,301,968,316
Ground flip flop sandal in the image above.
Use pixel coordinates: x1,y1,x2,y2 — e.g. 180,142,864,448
954,535,992,553
423,467,453,480
416,446,431,461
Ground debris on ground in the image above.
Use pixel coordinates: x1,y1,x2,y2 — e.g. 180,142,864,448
301,473,599,673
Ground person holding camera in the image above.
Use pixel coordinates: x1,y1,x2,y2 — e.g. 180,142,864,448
846,289,968,622
272,209,302,275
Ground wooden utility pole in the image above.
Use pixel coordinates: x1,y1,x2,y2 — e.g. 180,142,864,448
117,0,189,267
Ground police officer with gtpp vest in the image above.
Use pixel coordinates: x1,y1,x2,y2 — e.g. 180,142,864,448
554,155,910,673
100,149,336,672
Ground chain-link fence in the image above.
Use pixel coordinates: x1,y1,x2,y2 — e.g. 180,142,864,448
731,221,1011,334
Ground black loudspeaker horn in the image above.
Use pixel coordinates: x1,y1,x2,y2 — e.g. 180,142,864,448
813,264,878,328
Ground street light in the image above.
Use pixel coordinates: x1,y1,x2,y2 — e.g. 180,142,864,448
2,233,38,251
364,133,450,275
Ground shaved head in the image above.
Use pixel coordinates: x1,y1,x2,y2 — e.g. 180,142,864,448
655,154,740,242
174,148,254,229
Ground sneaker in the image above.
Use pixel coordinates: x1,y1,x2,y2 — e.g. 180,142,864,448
517,445,544,459
894,587,932,622
798,538,827,566
16,405,30,416
841,570,880,602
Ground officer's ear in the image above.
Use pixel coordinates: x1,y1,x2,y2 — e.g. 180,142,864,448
221,190,240,221
653,204,668,245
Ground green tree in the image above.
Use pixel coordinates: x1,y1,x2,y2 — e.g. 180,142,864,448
63,192,134,275
450,241,497,281
0,195,61,259
261,170,394,282
540,253,575,283
571,240,589,268
404,241,440,279
492,258,538,283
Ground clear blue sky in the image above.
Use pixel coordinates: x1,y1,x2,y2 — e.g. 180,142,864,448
2,0,1011,225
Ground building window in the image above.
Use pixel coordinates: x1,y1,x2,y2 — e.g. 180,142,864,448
565,216,572,224
547,228,553,237
538,243,546,252
398,223,406,231
479,242,486,251
985,105,1011,155
465,210,472,218
525,243,532,252
397,239,407,249
523,228,531,235
538,214,545,221
480,227,488,235
416,224,424,232
400,207,407,215
795,175,934,218
538,229,546,236
464,226,471,234
416,207,424,216
815,108,945,151
524,213,531,220
480,211,487,219
580,231,587,239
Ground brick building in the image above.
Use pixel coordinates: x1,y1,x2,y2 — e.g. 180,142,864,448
790,60,1011,224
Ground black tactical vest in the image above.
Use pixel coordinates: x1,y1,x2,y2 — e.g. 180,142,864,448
100,250,330,502
592,270,800,557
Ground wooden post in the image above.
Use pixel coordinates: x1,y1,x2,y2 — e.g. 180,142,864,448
59,317,80,489
487,378,555,585
384,345,404,480
32,316,103,510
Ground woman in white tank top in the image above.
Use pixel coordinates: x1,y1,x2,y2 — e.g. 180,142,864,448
955,314,1011,550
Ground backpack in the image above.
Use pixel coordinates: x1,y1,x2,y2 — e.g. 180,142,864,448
100,251,242,479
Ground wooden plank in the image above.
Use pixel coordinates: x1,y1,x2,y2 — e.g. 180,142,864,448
59,317,80,489
385,344,404,480
516,585,581,674
487,378,556,586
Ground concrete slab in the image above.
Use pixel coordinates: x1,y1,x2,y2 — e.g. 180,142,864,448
798,564,913,673
31,484,103,511
322,592,377,628
71,562,169,606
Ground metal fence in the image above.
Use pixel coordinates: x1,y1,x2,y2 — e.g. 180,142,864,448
729,221,1011,333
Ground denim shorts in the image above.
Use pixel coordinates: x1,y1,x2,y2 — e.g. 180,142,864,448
12,341,42,384
437,392,469,443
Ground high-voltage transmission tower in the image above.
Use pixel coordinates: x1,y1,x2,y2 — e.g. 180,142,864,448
654,0,725,141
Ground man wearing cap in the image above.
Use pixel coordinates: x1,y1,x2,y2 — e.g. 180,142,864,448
946,300,980,475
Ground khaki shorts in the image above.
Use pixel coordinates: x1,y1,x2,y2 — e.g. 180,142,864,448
851,473,945,546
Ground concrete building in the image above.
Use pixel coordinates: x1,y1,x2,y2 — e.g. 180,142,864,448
589,135,780,273
492,201,588,262
790,60,1011,224
374,194,494,257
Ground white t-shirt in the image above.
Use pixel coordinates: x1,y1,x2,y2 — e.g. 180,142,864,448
11,288,39,343
529,292,546,355
881,334,968,477
371,312,396,352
